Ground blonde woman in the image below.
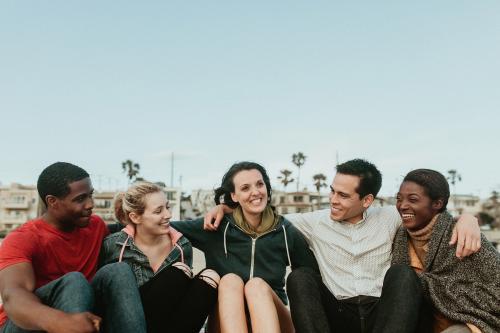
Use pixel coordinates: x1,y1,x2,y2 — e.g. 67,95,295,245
100,182,220,333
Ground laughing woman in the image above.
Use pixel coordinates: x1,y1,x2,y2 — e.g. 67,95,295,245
100,182,220,333
393,169,500,333
170,162,318,333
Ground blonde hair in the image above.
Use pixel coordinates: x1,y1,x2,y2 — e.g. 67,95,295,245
114,182,162,225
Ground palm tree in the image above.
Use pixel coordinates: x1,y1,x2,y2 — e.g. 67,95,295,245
447,169,462,211
313,173,327,193
292,152,306,191
490,190,500,228
277,169,294,191
122,159,141,184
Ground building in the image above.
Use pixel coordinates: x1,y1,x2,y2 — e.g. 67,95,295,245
0,183,40,234
92,186,182,224
190,189,216,217
0,182,182,234
163,187,181,220
93,191,116,224
447,194,482,217
272,191,330,215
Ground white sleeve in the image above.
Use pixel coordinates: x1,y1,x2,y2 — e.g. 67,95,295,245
284,209,330,243
381,205,402,240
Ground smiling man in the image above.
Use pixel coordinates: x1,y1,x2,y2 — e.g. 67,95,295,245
0,162,146,333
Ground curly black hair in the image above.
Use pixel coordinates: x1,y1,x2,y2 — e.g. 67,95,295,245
403,169,449,212
37,162,90,206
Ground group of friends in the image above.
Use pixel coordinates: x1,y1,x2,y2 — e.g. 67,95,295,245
0,159,498,333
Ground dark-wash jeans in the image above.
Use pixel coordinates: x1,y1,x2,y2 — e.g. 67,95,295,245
139,266,218,333
287,264,423,333
1,262,146,333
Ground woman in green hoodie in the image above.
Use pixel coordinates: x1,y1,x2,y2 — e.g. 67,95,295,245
171,162,317,333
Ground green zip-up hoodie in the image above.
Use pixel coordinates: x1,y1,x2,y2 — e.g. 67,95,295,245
170,214,318,304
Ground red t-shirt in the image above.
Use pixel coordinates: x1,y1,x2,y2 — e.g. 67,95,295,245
0,215,109,326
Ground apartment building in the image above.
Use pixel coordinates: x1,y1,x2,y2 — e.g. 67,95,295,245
92,186,182,224
272,190,330,215
447,194,482,217
0,183,40,233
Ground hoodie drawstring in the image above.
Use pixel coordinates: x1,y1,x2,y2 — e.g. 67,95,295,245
174,243,184,263
118,235,131,263
223,222,230,258
282,225,292,267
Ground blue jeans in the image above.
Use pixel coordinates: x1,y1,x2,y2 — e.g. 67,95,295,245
1,263,146,333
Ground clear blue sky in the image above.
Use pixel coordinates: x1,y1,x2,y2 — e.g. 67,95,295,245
1,1,499,198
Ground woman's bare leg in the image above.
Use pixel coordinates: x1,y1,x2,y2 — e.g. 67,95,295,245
272,288,295,333
244,277,294,333
218,273,248,333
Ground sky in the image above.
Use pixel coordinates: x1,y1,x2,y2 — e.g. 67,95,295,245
1,1,499,198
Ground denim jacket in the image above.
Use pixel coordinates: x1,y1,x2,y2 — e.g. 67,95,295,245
99,225,193,287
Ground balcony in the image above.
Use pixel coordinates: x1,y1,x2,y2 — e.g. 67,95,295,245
2,200,29,209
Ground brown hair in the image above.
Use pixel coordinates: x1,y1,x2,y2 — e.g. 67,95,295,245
114,182,162,224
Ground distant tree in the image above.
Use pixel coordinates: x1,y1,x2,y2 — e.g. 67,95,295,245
292,152,307,191
447,169,462,190
447,169,462,208
278,169,294,191
313,173,327,193
489,190,500,229
478,212,494,227
122,159,141,184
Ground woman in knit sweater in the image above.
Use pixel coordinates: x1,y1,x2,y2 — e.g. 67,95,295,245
392,169,500,333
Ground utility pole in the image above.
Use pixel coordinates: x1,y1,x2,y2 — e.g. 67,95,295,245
170,152,174,187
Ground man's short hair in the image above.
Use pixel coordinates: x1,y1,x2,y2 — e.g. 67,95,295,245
37,162,90,206
336,159,382,198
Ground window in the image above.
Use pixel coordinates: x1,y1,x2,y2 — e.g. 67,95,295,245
293,196,304,203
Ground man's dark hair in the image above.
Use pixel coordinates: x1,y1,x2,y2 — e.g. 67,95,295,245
37,162,90,206
336,159,382,198
403,169,450,212
214,161,272,209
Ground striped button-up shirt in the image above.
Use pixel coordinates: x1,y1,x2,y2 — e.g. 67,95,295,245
286,206,401,299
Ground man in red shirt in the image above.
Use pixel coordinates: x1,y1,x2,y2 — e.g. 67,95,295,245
0,162,146,333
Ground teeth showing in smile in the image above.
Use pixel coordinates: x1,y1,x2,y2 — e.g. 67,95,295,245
402,214,415,219
250,198,262,204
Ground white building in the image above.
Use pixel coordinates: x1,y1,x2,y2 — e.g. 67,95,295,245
272,190,330,215
0,183,40,233
447,194,482,217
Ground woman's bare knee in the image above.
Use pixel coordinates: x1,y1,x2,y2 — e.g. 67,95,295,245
219,273,244,290
244,277,272,299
